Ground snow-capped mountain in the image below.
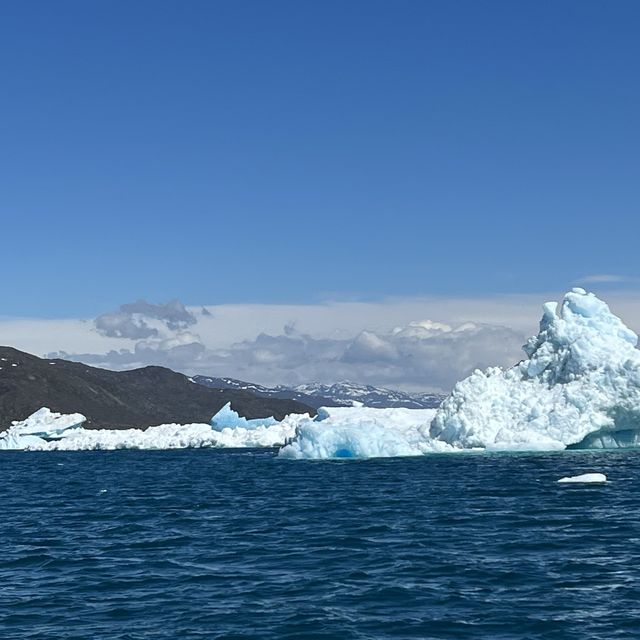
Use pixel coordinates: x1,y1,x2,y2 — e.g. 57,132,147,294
191,376,341,409
192,376,445,410
291,382,445,409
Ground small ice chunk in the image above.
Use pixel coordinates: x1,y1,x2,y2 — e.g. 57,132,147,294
557,473,607,484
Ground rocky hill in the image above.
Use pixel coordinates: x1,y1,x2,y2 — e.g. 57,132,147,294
0,347,313,429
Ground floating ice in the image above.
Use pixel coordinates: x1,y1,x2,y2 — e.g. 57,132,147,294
210,402,278,431
557,473,607,484
0,432,49,451
0,408,86,450
430,289,640,451
14,408,86,436
1,405,443,457
278,406,447,459
0,407,307,451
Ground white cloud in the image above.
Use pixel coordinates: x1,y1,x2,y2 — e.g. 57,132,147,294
95,300,197,339
578,274,640,285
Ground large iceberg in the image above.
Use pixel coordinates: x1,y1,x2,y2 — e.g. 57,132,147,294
430,288,640,450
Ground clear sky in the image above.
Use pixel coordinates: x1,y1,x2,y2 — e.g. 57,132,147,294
2,0,639,318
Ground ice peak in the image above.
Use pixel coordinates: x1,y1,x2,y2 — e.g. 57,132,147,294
431,290,640,450
522,289,638,384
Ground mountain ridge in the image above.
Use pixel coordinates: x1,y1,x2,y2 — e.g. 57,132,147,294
193,376,445,409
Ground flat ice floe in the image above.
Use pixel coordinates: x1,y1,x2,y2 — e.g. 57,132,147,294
557,473,607,484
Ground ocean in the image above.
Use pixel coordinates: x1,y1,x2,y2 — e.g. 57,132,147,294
1,448,639,639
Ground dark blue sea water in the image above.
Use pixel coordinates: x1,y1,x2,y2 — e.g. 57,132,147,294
1,449,640,639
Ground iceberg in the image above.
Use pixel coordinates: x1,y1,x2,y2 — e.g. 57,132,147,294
210,402,278,431
430,288,640,451
0,408,86,450
278,406,445,459
11,407,86,437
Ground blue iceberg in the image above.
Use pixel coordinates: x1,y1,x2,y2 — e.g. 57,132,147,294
210,402,279,431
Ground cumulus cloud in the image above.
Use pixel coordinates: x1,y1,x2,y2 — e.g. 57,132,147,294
95,299,197,339
343,331,399,363
95,314,158,340
51,298,207,373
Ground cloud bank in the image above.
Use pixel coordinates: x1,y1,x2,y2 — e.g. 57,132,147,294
49,317,525,393
42,297,533,392
3,290,639,393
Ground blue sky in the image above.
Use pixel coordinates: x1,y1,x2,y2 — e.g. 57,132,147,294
2,0,639,318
